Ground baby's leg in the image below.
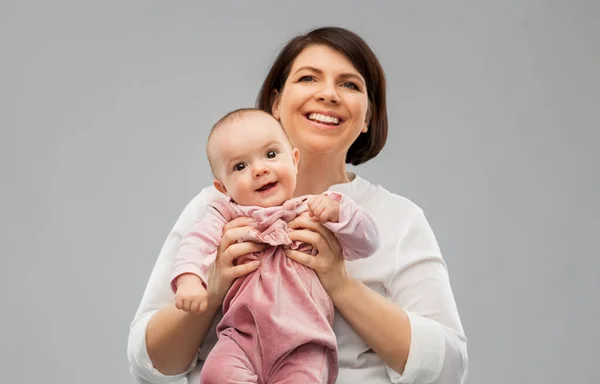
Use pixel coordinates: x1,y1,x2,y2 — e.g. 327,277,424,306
200,335,258,384
269,343,337,384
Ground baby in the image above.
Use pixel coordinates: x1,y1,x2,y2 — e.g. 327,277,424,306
170,108,379,384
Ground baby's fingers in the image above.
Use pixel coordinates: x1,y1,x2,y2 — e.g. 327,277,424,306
307,196,322,215
190,299,208,314
176,298,191,312
175,297,184,311
312,204,327,220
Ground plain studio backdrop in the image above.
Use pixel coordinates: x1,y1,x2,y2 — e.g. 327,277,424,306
1,1,598,383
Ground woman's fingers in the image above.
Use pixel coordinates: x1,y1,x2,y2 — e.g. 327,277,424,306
219,217,256,247
288,214,324,232
284,249,315,269
287,228,329,251
222,242,265,265
219,225,258,251
223,216,256,232
288,216,341,252
229,260,261,280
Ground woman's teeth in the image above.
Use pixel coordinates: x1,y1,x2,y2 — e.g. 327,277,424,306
307,113,340,125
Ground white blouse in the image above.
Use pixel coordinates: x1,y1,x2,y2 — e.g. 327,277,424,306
127,173,468,384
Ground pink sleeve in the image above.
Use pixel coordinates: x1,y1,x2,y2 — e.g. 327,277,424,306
322,192,380,261
169,199,236,292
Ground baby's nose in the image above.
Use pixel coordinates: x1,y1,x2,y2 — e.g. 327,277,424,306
254,166,269,178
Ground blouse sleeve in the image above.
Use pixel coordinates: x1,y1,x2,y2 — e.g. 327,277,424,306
126,187,214,384
384,207,468,384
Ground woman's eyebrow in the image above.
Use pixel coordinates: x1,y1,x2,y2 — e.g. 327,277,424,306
293,66,365,85
339,73,365,85
293,66,322,75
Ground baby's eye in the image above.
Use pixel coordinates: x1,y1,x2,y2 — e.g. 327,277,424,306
234,162,246,171
266,150,277,159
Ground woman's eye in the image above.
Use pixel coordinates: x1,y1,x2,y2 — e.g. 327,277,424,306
266,150,277,159
342,81,360,90
234,163,246,171
298,75,314,82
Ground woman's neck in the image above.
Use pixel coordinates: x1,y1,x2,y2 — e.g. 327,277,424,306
294,155,351,196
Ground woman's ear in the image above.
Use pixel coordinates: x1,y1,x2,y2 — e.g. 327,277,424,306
271,90,281,120
362,105,371,133
213,179,228,196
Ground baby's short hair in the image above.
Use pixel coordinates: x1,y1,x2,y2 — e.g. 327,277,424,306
206,108,290,176
210,108,269,136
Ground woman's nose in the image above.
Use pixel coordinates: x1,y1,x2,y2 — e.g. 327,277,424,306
314,81,340,104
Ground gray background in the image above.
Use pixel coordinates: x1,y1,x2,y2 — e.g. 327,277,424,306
1,1,598,383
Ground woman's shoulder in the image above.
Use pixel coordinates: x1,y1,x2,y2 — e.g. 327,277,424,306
193,185,226,206
349,174,424,220
173,185,227,229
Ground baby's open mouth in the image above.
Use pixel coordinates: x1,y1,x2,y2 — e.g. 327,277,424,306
256,182,277,192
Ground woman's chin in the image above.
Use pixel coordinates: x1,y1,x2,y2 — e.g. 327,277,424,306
300,140,346,158
290,124,359,157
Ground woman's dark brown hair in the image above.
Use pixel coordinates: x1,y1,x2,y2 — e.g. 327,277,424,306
256,26,388,166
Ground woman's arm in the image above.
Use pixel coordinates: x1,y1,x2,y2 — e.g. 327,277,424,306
286,208,467,383
127,191,209,383
127,190,264,382
145,220,264,375
285,212,412,373
327,277,412,374
145,303,220,375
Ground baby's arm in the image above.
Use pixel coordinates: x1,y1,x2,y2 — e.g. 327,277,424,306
307,192,380,261
171,200,234,313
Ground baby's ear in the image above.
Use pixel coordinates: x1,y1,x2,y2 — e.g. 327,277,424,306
213,179,228,196
292,148,300,170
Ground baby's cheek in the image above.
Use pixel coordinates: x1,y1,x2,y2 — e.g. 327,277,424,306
281,169,296,188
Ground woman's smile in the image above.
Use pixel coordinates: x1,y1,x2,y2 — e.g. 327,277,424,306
306,112,343,126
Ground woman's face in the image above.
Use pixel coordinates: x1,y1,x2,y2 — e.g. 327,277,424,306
272,44,369,161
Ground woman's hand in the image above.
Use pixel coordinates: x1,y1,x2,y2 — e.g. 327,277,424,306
206,217,265,307
284,213,351,295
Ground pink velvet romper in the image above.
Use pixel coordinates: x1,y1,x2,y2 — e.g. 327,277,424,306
171,191,379,384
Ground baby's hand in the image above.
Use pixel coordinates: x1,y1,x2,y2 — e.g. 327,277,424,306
307,195,340,223
174,274,208,314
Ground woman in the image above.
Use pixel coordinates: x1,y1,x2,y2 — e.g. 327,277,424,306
127,26,468,384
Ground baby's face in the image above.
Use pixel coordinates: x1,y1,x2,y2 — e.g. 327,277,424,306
209,113,299,207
